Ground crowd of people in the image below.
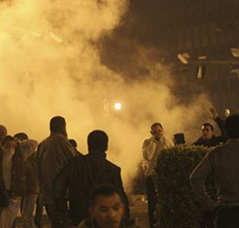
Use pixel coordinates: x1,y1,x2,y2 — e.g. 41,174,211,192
0,116,137,228
0,106,239,228
141,107,239,228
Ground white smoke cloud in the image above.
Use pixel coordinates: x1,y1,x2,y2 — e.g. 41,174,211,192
0,0,213,190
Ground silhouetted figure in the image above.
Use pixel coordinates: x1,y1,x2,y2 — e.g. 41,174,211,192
54,130,129,227
14,132,38,228
36,116,76,225
0,136,25,227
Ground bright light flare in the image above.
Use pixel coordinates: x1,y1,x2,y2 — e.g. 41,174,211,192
225,108,231,117
114,102,122,110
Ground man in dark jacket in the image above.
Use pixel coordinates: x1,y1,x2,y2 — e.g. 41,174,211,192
53,130,129,227
193,107,227,147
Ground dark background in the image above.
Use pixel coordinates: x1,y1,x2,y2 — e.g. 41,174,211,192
98,0,239,116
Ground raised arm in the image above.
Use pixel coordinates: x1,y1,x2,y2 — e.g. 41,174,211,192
209,107,227,143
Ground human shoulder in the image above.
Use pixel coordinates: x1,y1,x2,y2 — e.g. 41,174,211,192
206,143,228,159
106,159,120,170
143,137,154,144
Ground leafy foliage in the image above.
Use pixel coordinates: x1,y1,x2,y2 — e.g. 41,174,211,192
153,145,213,228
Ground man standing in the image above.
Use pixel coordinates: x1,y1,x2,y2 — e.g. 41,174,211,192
37,116,76,225
142,122,172,228
14,132,38,228
190,114,239,228
0,136,26,227
53,130,129,227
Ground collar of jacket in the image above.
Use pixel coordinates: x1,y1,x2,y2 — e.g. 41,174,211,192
88,150,106,159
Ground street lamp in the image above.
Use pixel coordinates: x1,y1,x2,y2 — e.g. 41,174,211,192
114,103,122,111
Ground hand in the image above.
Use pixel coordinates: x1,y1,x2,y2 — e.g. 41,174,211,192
209,107,219,119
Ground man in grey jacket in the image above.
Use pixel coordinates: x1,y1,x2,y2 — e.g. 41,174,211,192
37,116,76,225
190,114,239,228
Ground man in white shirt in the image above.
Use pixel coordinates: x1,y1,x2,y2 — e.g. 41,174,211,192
142,122,172,228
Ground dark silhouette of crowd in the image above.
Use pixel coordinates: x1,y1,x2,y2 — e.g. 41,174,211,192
0,117,136,228
0,106,238,228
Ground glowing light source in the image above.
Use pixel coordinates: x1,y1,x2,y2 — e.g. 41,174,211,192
114,102,121,110
225,109,231,117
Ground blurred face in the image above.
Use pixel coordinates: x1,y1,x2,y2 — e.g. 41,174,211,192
201,125,214,140
90,193,124,228
150,125,164,140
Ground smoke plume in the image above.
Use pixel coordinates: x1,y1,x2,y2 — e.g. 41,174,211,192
0,0,213,190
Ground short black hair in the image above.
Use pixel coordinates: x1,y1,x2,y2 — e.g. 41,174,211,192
89,184,123,207
14,132,29,141
87,130,108,152
151,122,163,130
50,116,66,133
201,122,214,131
225,114,239,139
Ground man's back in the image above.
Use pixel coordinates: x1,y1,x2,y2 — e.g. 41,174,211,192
37,133,75,204
190,114,239,228
54,151,129,226
208,139,239,203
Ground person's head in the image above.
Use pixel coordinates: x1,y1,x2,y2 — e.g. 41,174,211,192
89,184,125,228
88,130,108,153
1,135,16,153
0,125,7,143
173,133,185,145
69,139,77,149
224,114,239,139
201,122,214,140
150,122,164,140
14,132,28,142
50,116,67,136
